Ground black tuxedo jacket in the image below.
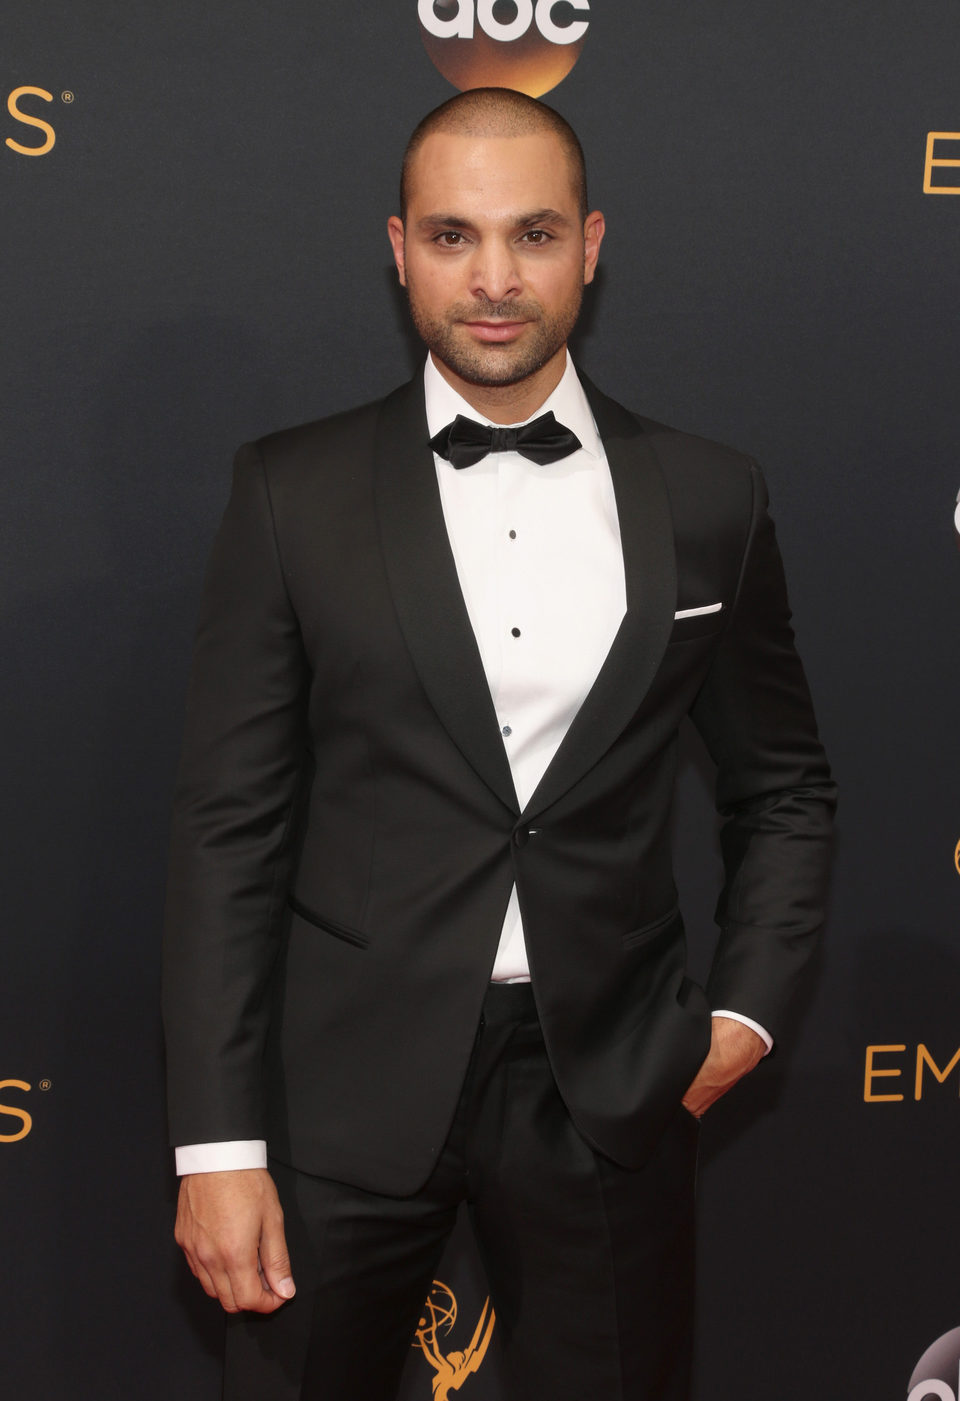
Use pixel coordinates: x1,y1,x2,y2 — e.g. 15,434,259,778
162,373,835,1195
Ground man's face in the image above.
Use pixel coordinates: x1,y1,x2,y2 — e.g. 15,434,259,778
388,130,604,396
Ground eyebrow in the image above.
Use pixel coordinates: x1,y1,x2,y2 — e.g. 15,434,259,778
415,208,574,234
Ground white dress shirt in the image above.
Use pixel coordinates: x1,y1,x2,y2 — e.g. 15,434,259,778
427,352,626,981
175,354,769,1176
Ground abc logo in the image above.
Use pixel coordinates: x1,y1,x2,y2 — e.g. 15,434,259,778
909,1326,960,1401
418,0,591,98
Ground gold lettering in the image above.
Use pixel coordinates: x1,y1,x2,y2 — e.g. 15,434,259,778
915,1044,960,1099
0,1080,33,1142
924,131,960,194
5,86,56,157
863,1045,905,1102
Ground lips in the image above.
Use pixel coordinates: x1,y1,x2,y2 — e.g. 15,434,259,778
463,320,529,343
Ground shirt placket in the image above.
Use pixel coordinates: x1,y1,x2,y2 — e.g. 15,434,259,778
494,454,535,806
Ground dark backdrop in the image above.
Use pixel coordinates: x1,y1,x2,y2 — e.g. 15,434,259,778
4,4,959,1397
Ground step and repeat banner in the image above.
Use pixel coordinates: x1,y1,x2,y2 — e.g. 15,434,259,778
4,3,959,1398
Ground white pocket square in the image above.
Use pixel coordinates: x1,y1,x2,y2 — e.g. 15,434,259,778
673,602,723,620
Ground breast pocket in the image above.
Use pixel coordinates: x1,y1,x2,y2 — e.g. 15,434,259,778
667,604,725,645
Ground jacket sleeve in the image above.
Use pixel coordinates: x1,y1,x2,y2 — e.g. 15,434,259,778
689,461,837,1038
161,442,309,1147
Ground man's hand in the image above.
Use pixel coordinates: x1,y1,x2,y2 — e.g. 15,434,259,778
682,1016,766,1120
175,1168,295,1314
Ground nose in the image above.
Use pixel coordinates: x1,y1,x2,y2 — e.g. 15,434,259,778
468,238,522,305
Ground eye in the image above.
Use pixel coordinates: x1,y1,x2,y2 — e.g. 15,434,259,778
434,230,467,247
520,229,552,245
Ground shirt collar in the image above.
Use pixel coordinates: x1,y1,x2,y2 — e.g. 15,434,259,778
423,350,603,461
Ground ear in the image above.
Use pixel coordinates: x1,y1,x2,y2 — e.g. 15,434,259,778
387,216,407,287
582,210,606,286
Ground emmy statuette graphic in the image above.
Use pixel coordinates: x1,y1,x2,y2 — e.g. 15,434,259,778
413,1280,496,1398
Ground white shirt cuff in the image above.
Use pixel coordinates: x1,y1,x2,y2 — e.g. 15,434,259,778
174,1140,268,1175
712,1009,773,1054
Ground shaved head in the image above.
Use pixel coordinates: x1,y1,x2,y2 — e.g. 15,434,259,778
400,87,588,221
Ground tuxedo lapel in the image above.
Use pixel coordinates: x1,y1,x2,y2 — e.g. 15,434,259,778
373,373,676,824
374,378,519,815
523,377,677,820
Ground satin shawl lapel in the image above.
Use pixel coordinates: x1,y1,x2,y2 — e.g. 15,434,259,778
374,378,519,815
523,376,678,820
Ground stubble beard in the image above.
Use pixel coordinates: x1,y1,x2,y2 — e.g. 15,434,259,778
405,288,583,389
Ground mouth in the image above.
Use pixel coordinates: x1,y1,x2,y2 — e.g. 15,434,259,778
461,320,529,344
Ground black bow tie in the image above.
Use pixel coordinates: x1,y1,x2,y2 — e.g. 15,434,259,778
430,411,582,469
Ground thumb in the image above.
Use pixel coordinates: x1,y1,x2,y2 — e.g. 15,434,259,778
259,1216,296,1300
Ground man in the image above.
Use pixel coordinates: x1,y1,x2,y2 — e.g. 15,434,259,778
163,88,835,1400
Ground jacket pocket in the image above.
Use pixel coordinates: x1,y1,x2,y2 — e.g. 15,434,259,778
287,896,370,949
667,613,725,645
621,904,681,950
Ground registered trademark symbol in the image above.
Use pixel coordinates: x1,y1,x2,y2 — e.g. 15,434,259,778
61,90,74,104
39,1079,52,1091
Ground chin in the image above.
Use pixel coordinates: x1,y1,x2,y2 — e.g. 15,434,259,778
442,342,558,390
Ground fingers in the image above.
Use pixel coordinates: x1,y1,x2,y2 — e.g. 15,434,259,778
681,1049,725,1119
174,1169,294,1314
681,1084,711,1118
175,1191,244,1312
186,1253,222,1305
258,1209,296,1302
682,1060,726,1116
681,1092,711,1119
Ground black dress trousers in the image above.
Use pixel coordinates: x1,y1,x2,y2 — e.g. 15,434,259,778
223,984,700,1401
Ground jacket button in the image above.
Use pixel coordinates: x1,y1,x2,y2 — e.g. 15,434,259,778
513,828,529,848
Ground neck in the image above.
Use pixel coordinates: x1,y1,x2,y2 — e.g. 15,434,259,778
431,346,567,425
